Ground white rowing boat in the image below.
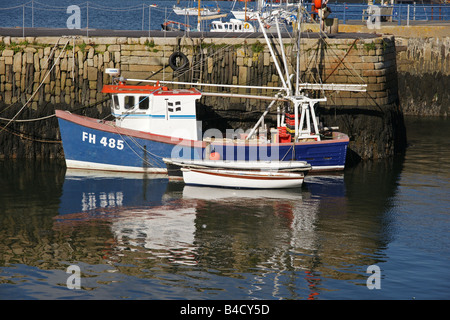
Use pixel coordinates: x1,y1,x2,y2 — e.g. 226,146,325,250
181,167,305,189
163,157,310,188
163,158,311,172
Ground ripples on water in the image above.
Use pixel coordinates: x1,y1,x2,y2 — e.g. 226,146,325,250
0,116,449,301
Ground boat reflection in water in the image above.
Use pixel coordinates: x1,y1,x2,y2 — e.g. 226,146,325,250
58,169,170,216
58,169,198,264
55,169,348,299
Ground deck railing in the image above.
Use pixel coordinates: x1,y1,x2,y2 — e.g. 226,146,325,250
0,1,449,36
327,3,450,25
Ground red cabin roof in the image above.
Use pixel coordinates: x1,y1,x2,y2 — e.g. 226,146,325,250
102,83,201,96
102,83,161,94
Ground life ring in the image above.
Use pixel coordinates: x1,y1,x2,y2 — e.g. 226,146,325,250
209,152,220,160
244,23,250,29
169,51,189,71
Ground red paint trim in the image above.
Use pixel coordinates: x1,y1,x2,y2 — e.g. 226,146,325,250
189,169,304,181
102,84,160,94
101,84,202,96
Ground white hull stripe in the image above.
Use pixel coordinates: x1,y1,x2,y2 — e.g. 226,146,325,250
66,159,167,174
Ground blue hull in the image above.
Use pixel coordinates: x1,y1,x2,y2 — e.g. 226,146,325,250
56,110,348,173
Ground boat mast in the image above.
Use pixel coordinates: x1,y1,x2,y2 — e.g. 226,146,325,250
245,0,248,21
257,9,325,142
256,15,290,94
275,16,292,94
197,0,201,31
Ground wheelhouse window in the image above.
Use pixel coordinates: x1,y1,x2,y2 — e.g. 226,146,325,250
113,95,120,110
124,96,135,109
168,101,181,113
139,96,149,110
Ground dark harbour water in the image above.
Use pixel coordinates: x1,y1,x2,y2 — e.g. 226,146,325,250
0,116,449,303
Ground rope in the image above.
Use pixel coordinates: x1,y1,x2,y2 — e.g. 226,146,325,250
0,95,110,124
0,38,69,135
112,126,165,169
300,8,367,87
172,20,286,95
0,39,60,117
0,114,55,122
324,38,359,82
0,123,61,144
0,2,32,10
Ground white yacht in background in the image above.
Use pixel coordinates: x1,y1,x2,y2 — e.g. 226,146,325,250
210,18,256,32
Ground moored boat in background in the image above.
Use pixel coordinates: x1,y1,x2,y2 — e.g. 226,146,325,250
210,18,256,32
173,3,221,16
161,20,193,32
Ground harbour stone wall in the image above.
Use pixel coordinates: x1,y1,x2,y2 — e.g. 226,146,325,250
0,34,406,162
337,23,450,117
396,36,449,117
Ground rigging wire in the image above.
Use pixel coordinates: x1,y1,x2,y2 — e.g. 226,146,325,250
172,17,289,96
0,122,61,143
112,126,165,169
0,38,70,135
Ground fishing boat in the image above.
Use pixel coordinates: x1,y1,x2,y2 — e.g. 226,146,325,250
55,10,366,175
55,71,350,173
55,74,350,174
173,3,221,16
180,167,306,189
161,21,192,32
210,18,255,32
172,0,227,31
231,0,297,23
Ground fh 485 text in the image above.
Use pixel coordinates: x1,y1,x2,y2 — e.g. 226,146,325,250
82,131,124,150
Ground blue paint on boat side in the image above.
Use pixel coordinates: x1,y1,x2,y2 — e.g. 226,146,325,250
58,116,348,172
286,142,348,169
58,118,201,170
211,142,347,169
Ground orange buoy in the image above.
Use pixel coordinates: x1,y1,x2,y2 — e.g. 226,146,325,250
209,152,220,160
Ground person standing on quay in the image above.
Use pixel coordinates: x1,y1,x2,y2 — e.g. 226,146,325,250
316,0,330,31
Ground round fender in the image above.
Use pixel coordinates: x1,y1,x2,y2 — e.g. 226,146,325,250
169,52,189,71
